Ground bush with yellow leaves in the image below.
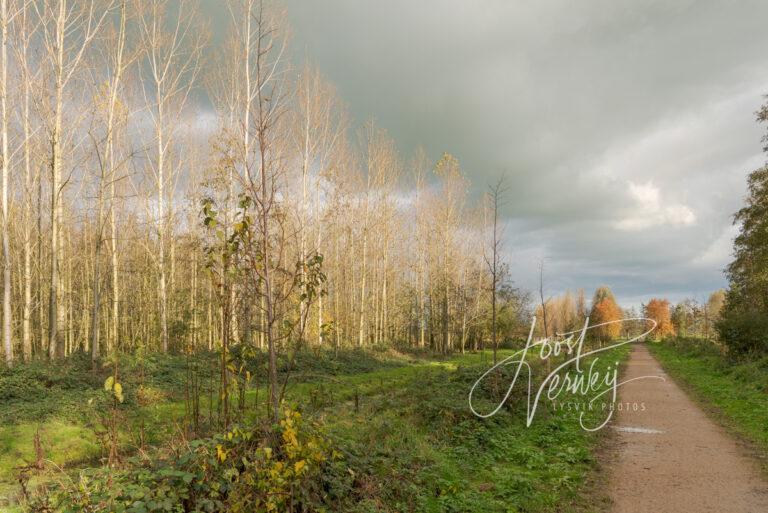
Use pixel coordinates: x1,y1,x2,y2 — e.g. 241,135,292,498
29,406,342,513
225,409,333,512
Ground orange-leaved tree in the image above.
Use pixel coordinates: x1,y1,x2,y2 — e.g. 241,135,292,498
589,286,622,341
643,298,675,340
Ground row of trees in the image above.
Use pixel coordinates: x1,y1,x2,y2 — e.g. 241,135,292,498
0,0,534,372
535,286,625,341
537,286,726,343
8,0,738,375
642,292,725,341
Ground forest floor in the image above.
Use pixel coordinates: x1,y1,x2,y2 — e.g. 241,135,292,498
1,344,629,512
607,343,768,512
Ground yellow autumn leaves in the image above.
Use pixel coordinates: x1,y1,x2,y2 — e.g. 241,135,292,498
103,376,124,403
224,407,336,512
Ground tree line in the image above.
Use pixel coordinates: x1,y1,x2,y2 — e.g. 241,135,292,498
0,0,739,382
538,286,725,343
0,0,536,376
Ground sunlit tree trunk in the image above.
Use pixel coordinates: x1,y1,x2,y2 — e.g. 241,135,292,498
110,174,119,351
1,0,11,365
17,3,34,362
358,217,368,347
92,0,128,363
137,0,203,352
47,0,65,358
39,0,110,358
315,183,323,344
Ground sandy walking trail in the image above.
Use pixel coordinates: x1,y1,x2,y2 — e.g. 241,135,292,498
607,343,768,513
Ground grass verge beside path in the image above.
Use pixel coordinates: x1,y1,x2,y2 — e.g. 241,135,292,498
649,340,768,468
318,343,630,512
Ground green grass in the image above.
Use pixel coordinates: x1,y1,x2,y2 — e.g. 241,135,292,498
248,344,629,511
2,344,631,512
649,340,768,462
0,349,479,506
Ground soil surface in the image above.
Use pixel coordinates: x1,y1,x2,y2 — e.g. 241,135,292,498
607,343,768,513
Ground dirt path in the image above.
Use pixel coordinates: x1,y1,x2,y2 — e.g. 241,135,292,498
607,343,768,513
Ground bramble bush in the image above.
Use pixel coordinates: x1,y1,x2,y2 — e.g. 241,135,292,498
24,408,340,513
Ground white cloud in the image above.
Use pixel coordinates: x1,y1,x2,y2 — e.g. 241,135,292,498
614,180,696,231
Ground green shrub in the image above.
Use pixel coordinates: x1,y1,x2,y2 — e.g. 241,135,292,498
716,309,768,356
25,408,339,513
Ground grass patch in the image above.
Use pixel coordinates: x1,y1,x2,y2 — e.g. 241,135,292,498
4,344,630,511
269,343,630,511
649,339,768,464
0,348,459,507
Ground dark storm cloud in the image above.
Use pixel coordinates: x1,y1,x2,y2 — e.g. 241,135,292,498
201,0,768,306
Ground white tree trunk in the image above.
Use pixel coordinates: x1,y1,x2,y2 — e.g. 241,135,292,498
22,38,31,362
48,0,66,359
1,0,11,366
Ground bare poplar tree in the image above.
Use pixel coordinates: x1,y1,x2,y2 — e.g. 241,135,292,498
485,175,508,364
411,148,429,348
538,259,549,339
37,0,112,358
432,153,465,353
292,64,345,346
221,0,290,420
89,0,132,365
0,0,27,363
1,0,11,365
136,0,204,352
12,0,37,362
356,123,399,347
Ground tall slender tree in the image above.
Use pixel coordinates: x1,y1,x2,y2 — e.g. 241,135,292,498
37,0,112,358
136,0,204,352
485,175,508,364
89,0,131,364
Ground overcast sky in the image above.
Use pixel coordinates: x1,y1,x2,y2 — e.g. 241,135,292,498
203,0,768,308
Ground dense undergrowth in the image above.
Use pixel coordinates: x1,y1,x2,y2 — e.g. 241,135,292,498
650,338,768,464
0,346,413,425
0,347,417,509
2,343,629,512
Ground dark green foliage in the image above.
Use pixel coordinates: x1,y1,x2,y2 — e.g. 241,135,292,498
716,309,768,355
0,352,218,425
0,348,411,427
0,351,102,423
724,168,768,312
230,345,407,378
719,99,768,355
